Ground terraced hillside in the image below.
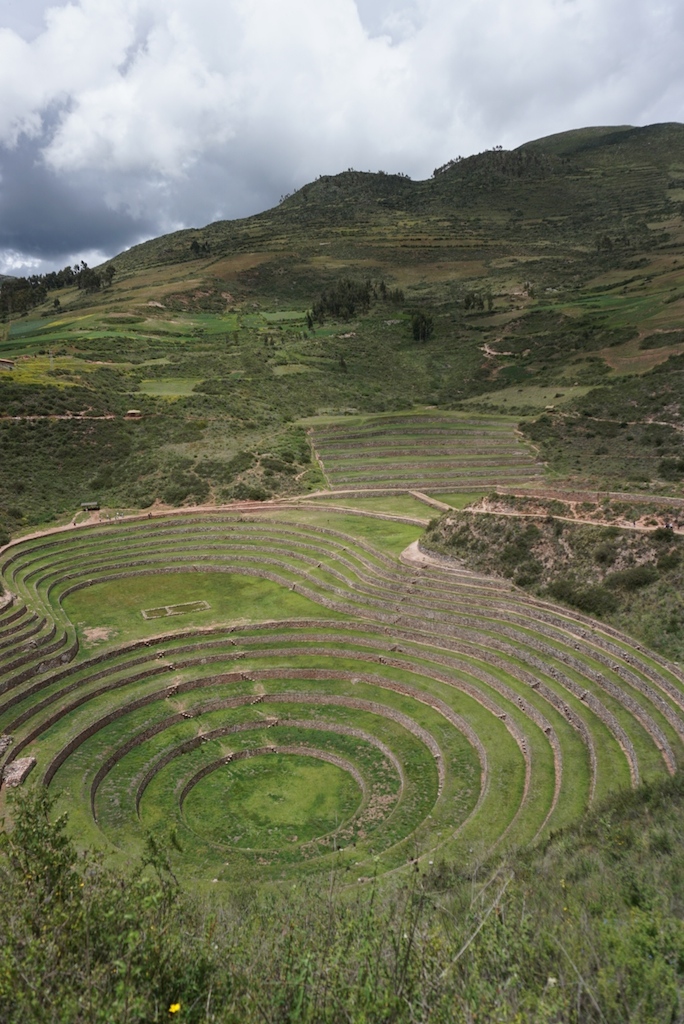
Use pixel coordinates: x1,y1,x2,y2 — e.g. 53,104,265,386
1,509,683,885
310,413,542,493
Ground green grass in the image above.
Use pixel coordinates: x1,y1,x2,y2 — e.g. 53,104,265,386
62,571,340,646
137,378,203,397
181,754,362,849
272,508,424,554
460,382,594,412
306,493,431,517
272,364,321,375
425,491,486,508
262,311,307,323
3,509,681,889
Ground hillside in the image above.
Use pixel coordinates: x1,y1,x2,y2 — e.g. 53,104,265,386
3,774,684,1022
2,122,684,543
2,123,684,1021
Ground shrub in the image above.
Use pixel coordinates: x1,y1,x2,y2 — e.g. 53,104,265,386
514,560,543,586
573,585,620,615
659,457,684,480
547,577,576,604
605,565,659,591
161,467,209,506
500,524,540,568
227,451,256,476
261,456,296,474
594,541,617,566
657,551,681,571
230,483,271,501
547,577,619,615
0,788,219,1024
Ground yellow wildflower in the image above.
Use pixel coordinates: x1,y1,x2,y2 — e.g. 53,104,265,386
169,1003,181,1014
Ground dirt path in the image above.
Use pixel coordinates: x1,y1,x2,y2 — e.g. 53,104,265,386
400,540,461,571
409,491,452,511
3,483,682,562
0,414,117,422
0,496,428,558
306,429,332,488
463,506,682,533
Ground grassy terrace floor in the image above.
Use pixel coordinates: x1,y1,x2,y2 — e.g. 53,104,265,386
309,412,542,492
2,507,683,886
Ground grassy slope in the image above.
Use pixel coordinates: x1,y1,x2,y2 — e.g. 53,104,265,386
2,769,684,1022
3,123,684,541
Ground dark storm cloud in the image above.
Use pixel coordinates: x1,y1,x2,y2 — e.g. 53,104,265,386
1,0,684,273
0,134,156,265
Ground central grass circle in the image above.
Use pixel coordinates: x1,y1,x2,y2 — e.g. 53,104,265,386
182,753,364,850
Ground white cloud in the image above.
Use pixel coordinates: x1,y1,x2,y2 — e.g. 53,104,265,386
0,250,43,273
1,0,684,269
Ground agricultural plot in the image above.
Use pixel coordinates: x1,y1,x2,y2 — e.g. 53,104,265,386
310,413,543,492
2,511,684,887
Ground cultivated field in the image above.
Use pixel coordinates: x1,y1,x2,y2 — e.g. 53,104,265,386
310,412,542,493
2,508,682,885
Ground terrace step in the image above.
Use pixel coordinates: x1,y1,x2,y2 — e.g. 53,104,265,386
1,512,681,881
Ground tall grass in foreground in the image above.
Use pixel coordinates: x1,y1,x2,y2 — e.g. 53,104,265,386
1,779,683,1023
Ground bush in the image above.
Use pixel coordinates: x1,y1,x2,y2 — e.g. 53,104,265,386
514,560,543,586
572,585,620,615
261,456,296,474
659,457,684,480
605,565,659,591
547,577,619,615
0,788,219,1024
230,483,271,501
658,551,681,570
227,450,256,475
500,524,540,568
594,541,617,566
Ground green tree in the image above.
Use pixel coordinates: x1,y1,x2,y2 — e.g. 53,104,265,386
410,310,434,342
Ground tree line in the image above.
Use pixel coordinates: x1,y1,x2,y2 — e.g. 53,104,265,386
306,277,436,344
433,145,561,180
308,277,405,326
0,262,116,318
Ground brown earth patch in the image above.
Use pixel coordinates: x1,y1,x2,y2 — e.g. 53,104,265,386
83,626,116,644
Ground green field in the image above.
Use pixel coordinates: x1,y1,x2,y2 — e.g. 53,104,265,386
63,571,337,645
1,506,680,887
182,754,362,850
304,493,433,517
310,413,542,493
137,377,203,397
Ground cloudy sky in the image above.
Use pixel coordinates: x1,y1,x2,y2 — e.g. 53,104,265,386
1,0,683,275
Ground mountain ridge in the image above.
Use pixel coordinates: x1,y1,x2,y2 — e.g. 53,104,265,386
107,121,684,273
